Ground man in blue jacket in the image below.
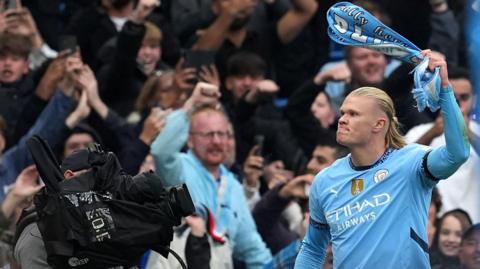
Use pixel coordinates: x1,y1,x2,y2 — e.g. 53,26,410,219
151,82,272,268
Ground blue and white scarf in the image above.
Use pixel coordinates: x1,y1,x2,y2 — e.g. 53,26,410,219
327,2,441,112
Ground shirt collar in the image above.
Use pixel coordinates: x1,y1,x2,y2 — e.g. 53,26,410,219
349,148,394,171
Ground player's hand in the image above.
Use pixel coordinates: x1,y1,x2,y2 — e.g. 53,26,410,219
421,50,449,88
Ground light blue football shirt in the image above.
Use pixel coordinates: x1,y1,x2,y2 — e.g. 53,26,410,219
302,144,435,268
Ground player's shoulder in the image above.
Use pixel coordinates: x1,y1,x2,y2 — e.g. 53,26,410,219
396,143,431,157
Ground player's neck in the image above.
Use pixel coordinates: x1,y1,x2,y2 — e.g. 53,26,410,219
350,144,388,167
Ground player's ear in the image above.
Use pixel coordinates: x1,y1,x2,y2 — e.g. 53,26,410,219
373,118,387,133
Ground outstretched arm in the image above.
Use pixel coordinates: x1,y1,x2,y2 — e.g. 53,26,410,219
151,82,221,186
424,51,470,179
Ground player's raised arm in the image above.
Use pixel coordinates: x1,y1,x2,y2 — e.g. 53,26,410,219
423,50,470,179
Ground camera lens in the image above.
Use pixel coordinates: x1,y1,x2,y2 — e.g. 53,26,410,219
168,184,195,217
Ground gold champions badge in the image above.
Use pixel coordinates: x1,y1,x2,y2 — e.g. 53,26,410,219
351,178,364,195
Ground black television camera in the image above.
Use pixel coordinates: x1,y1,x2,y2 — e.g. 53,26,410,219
21,135,195,269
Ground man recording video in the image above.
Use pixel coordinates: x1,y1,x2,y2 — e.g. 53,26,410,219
14,139,194,269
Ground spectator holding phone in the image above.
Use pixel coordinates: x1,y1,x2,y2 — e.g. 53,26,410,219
0,32,34,149
0,51,93,202
98,0,168,118
0,3,57,70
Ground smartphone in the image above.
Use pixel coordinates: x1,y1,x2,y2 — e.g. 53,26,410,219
254,135,265,157
58,35,78,55
183,49,216,70
3,0,17,10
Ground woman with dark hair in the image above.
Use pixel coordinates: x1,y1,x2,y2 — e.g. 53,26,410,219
430,209,473,269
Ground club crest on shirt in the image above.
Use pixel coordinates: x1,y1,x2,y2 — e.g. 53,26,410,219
351,178,364,195
374,169,389,183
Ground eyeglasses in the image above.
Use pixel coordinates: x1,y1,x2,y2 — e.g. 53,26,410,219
190,131,233,140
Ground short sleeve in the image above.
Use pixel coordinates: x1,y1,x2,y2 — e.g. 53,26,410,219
309,174,328,225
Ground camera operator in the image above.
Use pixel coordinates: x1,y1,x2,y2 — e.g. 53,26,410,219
13,145,188,269
13,149,132,269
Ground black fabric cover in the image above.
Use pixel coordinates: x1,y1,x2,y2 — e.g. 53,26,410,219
26,135,185,269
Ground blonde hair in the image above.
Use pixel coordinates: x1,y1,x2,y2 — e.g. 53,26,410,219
190,104,231,132
348,87,406,149
191,103,228,120
144,22,162,46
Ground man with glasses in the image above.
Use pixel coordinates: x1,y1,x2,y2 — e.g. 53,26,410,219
406,66,480,223
150,82,272,268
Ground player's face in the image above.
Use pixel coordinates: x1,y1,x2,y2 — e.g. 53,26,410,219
188,111,229,168
459,230,480,269
337,95,384,148
347,47,386,87
438,215,463,257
